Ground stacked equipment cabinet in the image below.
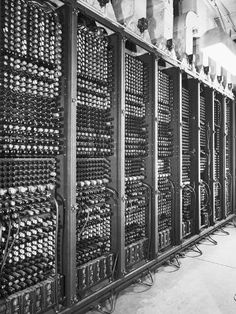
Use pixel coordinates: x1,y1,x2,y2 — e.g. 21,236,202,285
0,1,235,314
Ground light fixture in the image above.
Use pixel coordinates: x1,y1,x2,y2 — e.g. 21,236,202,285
200,27,236,75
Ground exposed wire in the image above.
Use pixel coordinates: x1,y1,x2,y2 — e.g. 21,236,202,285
183,183,196,202
111,252,119,281
143,182,152,260
204,234,218,245
203,181,212,225
0,217,21,274
52,197,60,313
0,220,12,274
158,188,163,212
106,187,118,200
0,221,3,245
165,255,181,272
182,183,196,238
55,192,66,243
213,0,227,31
77,203,91,240
226,172,233,210
215,228,230,235
27,0,60,29
132,270,155,293
215,179,222,190
200,180,210,210
96,293,117,314
177,251,186,258
218,0,236,32
28,0,57,13
185,243,203,257
168,178,175,214
0,221,11,274
136,270,154,288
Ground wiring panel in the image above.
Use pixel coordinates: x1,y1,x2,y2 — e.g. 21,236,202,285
157,70,174,250
214,93,223,221
181,85,195,238
124,52,149,268
76,18,115,294
199,87,211,228
225,98,233,216
0,0,63,312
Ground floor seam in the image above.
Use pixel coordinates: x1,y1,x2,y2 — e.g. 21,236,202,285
193,257,236,269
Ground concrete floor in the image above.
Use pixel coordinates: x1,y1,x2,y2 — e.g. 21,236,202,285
88,223,236,314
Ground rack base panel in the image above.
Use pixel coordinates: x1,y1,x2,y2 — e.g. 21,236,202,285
0,276,63,314
60,215,235,314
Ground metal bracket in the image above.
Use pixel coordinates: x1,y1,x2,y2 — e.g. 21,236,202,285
122,270,127,277
121,195,127,203
71,295,78,304
71,204,77,212
72,8,79,15
72,98,77,105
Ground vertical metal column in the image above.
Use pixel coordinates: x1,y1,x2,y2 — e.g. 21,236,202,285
61,3,78,305
117,35,126,276
153,56,159,256
189,79,200,233
209,89,216,224
108,34,123,277
232,99,236,214
139,53,159,258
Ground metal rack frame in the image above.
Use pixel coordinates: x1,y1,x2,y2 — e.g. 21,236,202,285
54,1,236,312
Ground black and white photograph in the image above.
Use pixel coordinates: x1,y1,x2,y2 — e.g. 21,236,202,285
0,0,236,313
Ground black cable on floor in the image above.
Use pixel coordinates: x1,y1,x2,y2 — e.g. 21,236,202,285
163,255,181,272
204,235,218,245
214,228,230,236
135,270,154,288
186,243,203,257
95,291,119,314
